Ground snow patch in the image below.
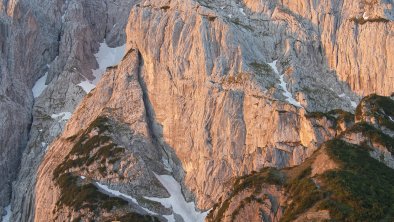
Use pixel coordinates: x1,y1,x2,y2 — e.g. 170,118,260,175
92,42,126,84
1,205,11,222
78,42,126,93
363,12,369,20
350,101,357,108
32,72,48,98
95,182,156,215
268,60,302,108
77,81,96,93
51,112,72,122
239,8,246,15
144,173,208,222
80,176,86,180
337,93,358,108
388,116,394,122
41,142,48,151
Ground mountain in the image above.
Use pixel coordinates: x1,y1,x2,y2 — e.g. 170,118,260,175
0,0,393,221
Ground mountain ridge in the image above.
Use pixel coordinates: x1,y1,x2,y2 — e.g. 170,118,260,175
0,0,393,221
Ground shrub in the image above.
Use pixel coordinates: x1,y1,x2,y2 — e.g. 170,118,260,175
355,94,394,130
250,62,273,75
56,173,128,211
281,167,324,222
318,140,394,221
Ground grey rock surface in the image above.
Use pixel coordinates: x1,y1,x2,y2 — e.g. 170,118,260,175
0,0,393,221
0,0,137,220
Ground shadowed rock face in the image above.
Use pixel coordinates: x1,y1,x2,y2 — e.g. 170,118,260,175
1,0,393,221
1,0,137,220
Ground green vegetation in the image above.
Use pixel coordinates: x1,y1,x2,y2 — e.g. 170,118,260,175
54,116,125,178
56,173,127,211
160,5,170,10
356,94,394,131
280,59,291,68
207,16,217,22
281,167,324,222
345,122,394,153
206,168,284,222
318,139,394,221
280,139,394,222
55,173,160,221
232,168,284,194
230,195,267,221
306,109,355,131
105,213,160,222
230,18,254,31
350,17,390,25
249,62,273,75
53,116,130,216
209,95,394,222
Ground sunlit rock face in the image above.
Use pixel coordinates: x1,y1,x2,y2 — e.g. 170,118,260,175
1,0,393,221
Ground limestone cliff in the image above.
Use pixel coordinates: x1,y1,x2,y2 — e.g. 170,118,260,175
0,0,393,221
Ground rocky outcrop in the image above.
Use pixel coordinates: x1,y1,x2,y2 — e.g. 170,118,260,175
206,168,286,222
3,0,137,221
282,0,393,96
0,0,60,217
123,0,362,208
1,0,393,221
34,50,175,221
341,94,394,168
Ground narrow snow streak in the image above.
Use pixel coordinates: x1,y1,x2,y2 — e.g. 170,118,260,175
78,42,126,93
268,60,302,108
144,173,208,222
51,112,72,121
32,72,48,98
1,205,11,222
95,182,156,215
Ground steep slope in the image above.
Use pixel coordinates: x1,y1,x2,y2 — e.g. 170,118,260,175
0,0,393,221
256,0,394,96
123,0,361,208
207,95,394,221
0,0,62,217
1,0,137,220
34,48,206,222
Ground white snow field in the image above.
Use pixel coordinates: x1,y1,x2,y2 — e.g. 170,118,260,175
32,72,48,98
1,205,11,222
50,112,72,122
78,42,126,93
144,173,208,222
